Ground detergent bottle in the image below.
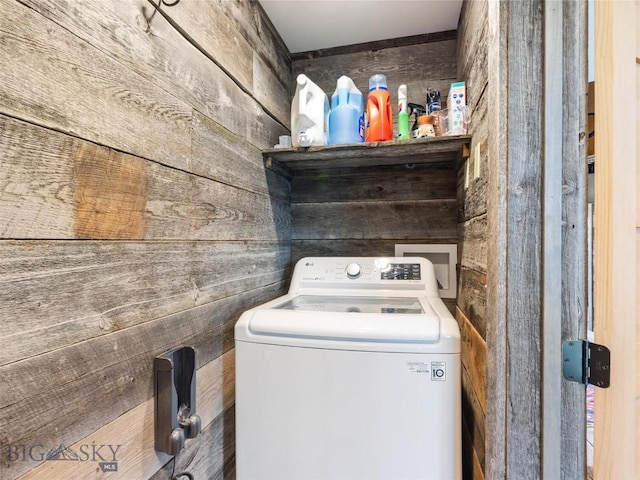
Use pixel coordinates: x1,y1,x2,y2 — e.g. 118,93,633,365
365,74,393,142
328,75,364,145
291,74,329,147
397,84,410,140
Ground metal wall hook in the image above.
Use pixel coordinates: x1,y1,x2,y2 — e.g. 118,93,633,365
143,0,182,33
154,346,201,455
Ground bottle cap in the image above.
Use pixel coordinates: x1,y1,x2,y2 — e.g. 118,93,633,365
369,74,388,91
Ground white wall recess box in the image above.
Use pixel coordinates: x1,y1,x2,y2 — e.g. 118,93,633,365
394,244,458,298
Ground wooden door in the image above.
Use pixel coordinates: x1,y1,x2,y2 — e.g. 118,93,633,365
593,1,639,478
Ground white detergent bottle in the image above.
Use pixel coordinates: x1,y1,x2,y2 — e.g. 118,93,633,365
291,74,329,147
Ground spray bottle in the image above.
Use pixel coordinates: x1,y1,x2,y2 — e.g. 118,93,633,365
397,84,410,140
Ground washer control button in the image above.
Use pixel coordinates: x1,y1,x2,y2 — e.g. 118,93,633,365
346,263,362,279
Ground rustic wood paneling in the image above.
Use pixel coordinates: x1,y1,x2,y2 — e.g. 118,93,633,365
73,143,147,239
457,0,489,116
0,115,290,240
292,199,458,240
462,415,486,480
292,165,456,203
191,111,290,198
2,0,292,478
0,240,288,366
217,0,291,83
458,213,488,274
560,2,589,477
457,266,487,339
160,0,290,126
18,350,235,480
457,307,487,477
19,0,287,151
291,238,459,265
484,1,545,477
0,282,284,479
0,0,192,169
292,31,458,61
161,0,255,91
456,1,490,478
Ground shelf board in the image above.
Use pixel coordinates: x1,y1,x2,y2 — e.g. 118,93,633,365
263,134,471,175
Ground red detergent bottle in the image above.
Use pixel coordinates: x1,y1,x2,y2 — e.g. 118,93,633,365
365,74,393,142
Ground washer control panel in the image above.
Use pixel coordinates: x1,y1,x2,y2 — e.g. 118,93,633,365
380,263,421,281
295,258,429,284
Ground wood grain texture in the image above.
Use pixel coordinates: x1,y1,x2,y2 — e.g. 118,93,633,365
18,350,235,480
165,2,293,125
292,165,456,204
265,135,470,173
292,30,458,61
0,115,290,240
161,0,290,127
20,0,287,151
292,199,458,240
559,1,588,477
503,2,544,476
457,266,487,339
462,415,486,480
73,143,147,239
160,0,254,91
457,0,489,117
291,239,459,267
594,1,639,478
0,115,76,237
0,0,192,169
191,111,290,199
216,0,291,82
0,240,289,366
484,0,509,476
480,1,546,477
0,282,284,479
456,308,487,413
456,3,490,476
458,213,487,274
457,307,487,475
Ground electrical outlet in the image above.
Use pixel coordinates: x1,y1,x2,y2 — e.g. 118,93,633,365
473,142,481,179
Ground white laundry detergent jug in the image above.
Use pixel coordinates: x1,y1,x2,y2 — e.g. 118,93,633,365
291,74,329,147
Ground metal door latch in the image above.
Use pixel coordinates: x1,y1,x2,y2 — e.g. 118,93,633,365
562,340,610,388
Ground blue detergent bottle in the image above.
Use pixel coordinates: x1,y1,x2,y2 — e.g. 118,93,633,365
328,76,364,145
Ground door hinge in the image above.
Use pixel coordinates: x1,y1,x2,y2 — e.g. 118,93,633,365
562,340,610,388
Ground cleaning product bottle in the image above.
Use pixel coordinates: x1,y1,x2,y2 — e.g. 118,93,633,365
291,74,329,147
328,75,364,145
426,89,441,114
397,84,410,140
365,74,393,142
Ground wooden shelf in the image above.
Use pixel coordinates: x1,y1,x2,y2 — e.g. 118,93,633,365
263,134,471,176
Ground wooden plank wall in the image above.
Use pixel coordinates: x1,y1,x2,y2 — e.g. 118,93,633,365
456,1,488,479
291,36,459,315
0,0,291,478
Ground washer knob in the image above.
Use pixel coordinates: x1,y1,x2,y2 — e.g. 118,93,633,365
346,263,362,279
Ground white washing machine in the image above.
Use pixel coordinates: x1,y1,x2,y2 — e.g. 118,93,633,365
235,257,461,480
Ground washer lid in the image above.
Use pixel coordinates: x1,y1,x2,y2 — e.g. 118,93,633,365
246,295,440,343
273,295,424,314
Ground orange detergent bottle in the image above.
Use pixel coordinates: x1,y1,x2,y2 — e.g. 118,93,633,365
365,74,393,142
